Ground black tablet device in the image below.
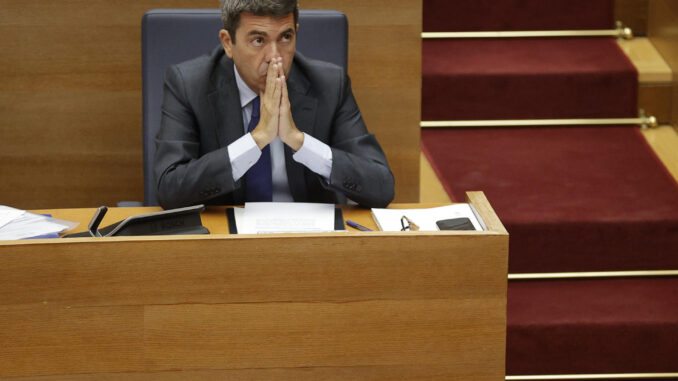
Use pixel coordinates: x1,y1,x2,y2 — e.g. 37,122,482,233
63,205,209,237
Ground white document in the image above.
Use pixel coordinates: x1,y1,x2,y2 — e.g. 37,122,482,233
236,202,335,234
0,206,78,240
0,205,26,230
371,203,485,232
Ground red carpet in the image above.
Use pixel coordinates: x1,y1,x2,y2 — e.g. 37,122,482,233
422,126,678,273
423,38,638,121
422,0,678,375
424,0,614,32
507,278,678,374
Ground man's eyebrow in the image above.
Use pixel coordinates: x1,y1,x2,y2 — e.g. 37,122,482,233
246,27,295,38
247,30,268,37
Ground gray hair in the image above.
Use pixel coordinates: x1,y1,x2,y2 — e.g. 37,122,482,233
220,0,299,43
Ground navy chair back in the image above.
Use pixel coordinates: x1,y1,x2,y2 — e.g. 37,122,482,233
141,9,348,205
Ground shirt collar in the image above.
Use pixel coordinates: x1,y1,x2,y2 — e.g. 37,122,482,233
233,64,258,109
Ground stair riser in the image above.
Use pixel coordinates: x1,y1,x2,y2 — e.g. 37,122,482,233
424,0,615,32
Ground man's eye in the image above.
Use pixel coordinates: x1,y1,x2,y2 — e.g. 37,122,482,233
282,33,293,42
252,37,264,46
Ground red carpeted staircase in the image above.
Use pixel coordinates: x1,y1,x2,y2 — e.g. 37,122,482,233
423,38,638,120
424,0,615,32
508,277,678,374
421,0,678,377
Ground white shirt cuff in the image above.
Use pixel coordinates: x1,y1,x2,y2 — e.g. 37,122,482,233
227,133,261,181
293,133,333,180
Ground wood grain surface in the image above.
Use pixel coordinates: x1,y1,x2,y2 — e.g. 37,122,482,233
0,197,508,379
0,366,499,381
640,84,673,123
649,0,678,129
617,38,672,83
616,0,649,36
0,0,421,209
641,125,678,181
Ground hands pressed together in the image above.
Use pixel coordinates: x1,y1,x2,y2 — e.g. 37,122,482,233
250,56,304,151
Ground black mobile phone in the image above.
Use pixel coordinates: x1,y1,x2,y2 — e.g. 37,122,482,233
436,217,475,231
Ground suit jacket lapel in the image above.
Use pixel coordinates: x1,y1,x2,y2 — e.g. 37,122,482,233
208,56,246,202
208,57,244,147
286,63,318,202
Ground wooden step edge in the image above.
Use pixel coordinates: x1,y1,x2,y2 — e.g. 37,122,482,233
420,152,452,203
617,38,673,84
641,125,678,183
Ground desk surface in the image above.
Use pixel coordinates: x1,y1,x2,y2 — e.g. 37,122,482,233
31,204,424,236
22,191,506,240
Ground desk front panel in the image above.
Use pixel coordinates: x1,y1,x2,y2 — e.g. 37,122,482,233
0,206,507,379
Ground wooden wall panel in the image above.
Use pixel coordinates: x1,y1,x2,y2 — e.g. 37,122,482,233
0,0,421,208
0,235,506,307
648,0,678,129
639,84,673,123
144,300,503,374
0,304,144,377
615,0,649,36
310,0,422,202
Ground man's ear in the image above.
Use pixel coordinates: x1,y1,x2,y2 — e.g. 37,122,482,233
219,29,234,58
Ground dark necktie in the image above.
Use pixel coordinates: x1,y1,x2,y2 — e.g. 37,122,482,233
245,97,272,202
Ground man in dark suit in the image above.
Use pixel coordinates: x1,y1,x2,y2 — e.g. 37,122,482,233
154,0,394,209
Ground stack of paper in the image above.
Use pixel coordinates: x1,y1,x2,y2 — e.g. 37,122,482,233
233,202,336,234
0,206,78,240
371,203,485,232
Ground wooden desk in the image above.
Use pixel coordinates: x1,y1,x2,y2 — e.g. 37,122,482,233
0,192,508,380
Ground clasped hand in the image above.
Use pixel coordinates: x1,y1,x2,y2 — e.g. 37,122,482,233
250,56,304,151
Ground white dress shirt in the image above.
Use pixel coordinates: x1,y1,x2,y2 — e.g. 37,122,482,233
226,65,333,202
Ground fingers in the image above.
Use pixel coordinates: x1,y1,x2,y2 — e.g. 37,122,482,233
277,66,303,150
253,57,285,149
264,56,284,95
264,58,278,98
275,56,283,78
279,58,285,107
253,55,287,149
281,71,289,109
273,76,282,107
269,57,283,106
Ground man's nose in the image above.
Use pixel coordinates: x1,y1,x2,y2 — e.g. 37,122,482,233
266,42,280,60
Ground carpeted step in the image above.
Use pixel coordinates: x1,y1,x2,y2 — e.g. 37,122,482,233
507,277,678,374
424,0,615,32
422,38,638,121
421,126,678,273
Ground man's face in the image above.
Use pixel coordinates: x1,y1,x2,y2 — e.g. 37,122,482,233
220,12,297,94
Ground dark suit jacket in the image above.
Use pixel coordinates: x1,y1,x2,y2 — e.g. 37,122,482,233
154,46,395,209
